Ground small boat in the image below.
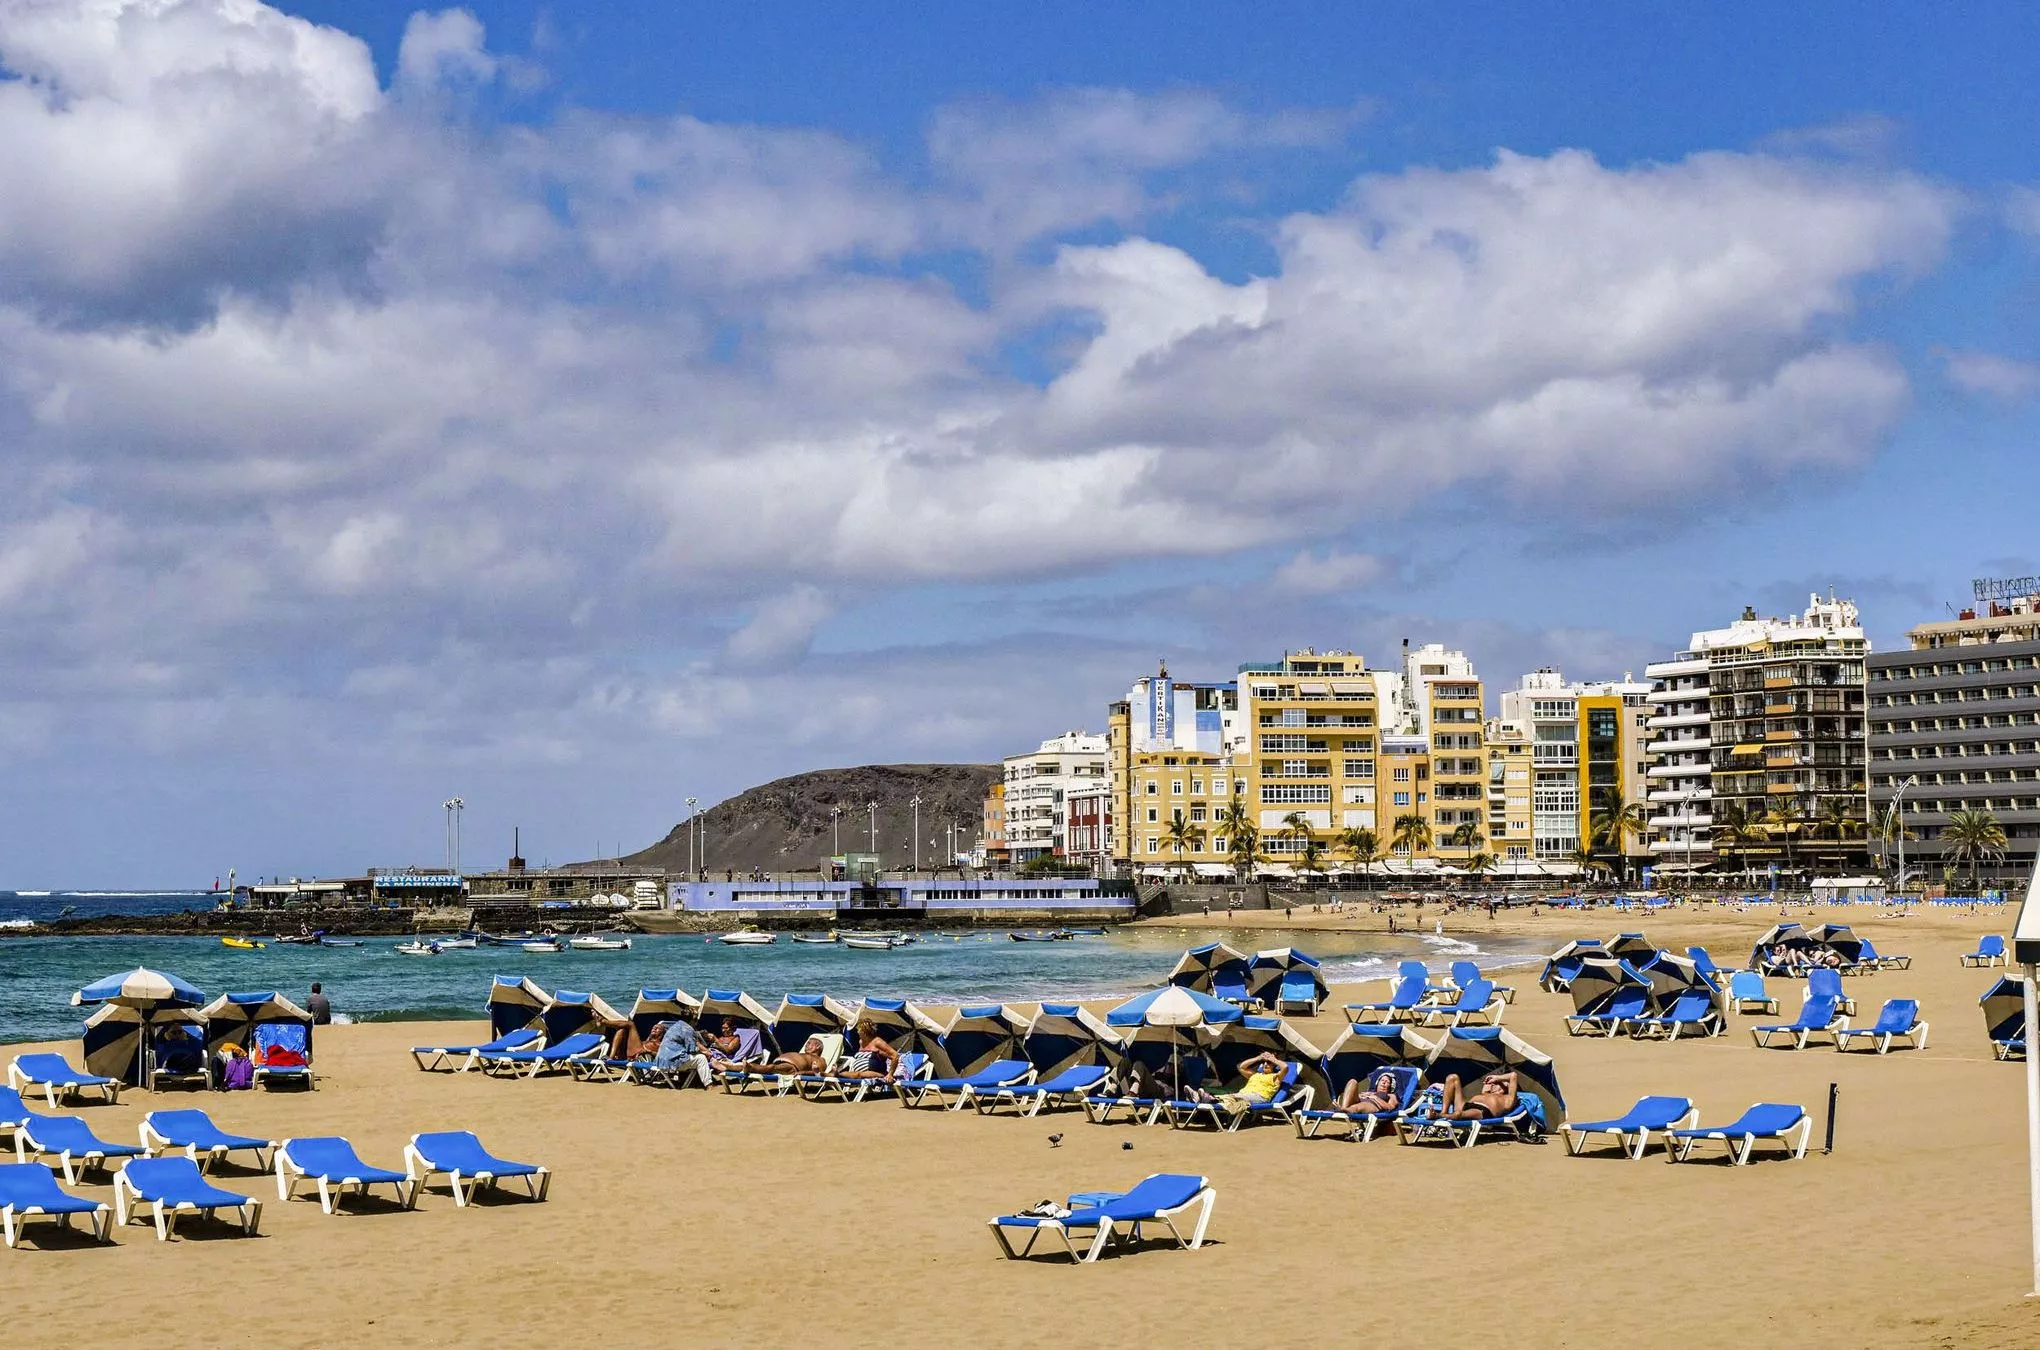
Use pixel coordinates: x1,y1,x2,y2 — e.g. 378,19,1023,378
1062,927,1106,936
274,933,321,946
394,940,441,956
520,938,565,954
841,936,900,950
568,935,632,951
433,937,478,950
790,933,839,945
317,936,362,947
221,937,265,950
716,931,776,946
1007,931,1057,943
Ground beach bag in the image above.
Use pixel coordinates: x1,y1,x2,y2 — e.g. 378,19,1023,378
220,1055,254,1091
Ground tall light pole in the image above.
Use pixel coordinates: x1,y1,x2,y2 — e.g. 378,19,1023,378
832,806,841,856
868,800,878,856
1889,775,1918,897
443,798,464,874
686,797,698,880
909,795,922,874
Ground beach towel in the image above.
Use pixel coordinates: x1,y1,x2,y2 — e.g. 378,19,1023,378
220,1056,254,1091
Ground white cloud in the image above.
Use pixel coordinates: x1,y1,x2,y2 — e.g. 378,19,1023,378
396,8,495,90
724,587,833,668
1272,549,1390,595
1941,349,2040,401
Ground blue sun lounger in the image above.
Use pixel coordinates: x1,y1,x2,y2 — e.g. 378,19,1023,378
1752,995,1845,1049
1805,968,1856,1017
478,1032,605,1078
964,1065,1109,1116
411,1027,543,1073
0,1161,112,1248
1294,1065,1420,1141
1163,1062,1311,1132
1345,974,1427,1024
1728,971,1777,1015
988,1172,1216,1263
898,1059,1034,1110
1665,1103,1810,1164
1565,988,1648,1038
251,1023,313,1091
15,1113,145,1185
1834,999,1928,1054
7,1054,121,1109
1961,935,2007,968
1628,992,1723,1040
1560,1095,1698,1159
1417,979,1502,1028
141,1110,277,1173
1856,938,1910,971
1395,1092,1546,1148
0,1087,30,1143
115,1157,261,1240
404,1131,549,1207
1451,961,1515,1004
276,1137,418,1213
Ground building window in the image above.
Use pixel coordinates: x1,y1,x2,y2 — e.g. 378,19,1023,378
1146,838,1159,854
1171,780,1183,795
1343,759,1375,778
1212,777,1228,795
1260,784,1332,804
1190,778,1203,794
1394,791,1410,806
1146,808,1158,823
1146,782,1158,795
1394,767,1411,783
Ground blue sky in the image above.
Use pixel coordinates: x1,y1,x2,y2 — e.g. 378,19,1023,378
0,2,2035,886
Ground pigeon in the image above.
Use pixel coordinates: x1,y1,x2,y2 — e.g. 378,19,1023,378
1047,1134,1064,1147
1121,1140,1134,1150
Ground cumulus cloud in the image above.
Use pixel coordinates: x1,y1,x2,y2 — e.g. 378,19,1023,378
0,0,1969,878
1940,348,2040,401
1271,549,1391,595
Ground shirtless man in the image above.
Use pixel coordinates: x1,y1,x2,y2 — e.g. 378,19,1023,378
1335,1069,1405,1114
1439,1069,1517,1120
765,1035,831,1075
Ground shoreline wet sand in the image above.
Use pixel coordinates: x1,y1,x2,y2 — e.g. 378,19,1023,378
1,902,2035,1349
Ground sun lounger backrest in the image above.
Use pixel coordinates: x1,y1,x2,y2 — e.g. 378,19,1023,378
1731,1103,1804,1135
1106,1173,1206,1217
1451,961,1480,987
1630,1095,1695,1128
1728,971,1767,1001
1977,935,2005,957
15,1054,87,1083
1797,995,1839,1028
1806,969,1843,1001
0,1085,29,1122
1872,999,1918,1033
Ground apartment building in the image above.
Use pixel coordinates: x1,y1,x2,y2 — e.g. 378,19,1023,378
1644,594,1869,877
1483,718,1536,862
1107,666,1244,876
1868,583,2040,886
979,781,1008,869
1498,670,1654,870
1002,731,1108,864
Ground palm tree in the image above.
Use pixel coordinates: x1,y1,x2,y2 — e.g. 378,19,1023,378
1461,850,1497,879
1391,812,1432,858
1298,835,1329,885
1588,787,1650,886
1215,800,1254,881
1567,846,1609,887
1711,800,1759,883
1941,808,2008,891
1161,810,1206,882
1445,822,1485,853
1813,797,1865,866
1767,797,1809,882
1336,826,1381,891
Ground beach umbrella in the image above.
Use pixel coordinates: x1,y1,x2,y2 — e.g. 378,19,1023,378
1319,1024,1437,1098
1019,1002,1121,1077
629,989,702,1038
1566,956,1651,1017
1246,948,1327,1009
1748,922,1813,971
538,990,627,1044
1804,923,1866,965
1107,985,1242,1086
840,997,929,1054
485,976,550,1037
1635,951,1714,1016
1539,938,1605,992
769,993,856,1055
82,1004,205,1087
931,1004,1027,1079
1980,974,2028,1047
1167,941,1249,993
697,988,773,1029
1199,1016,1330,1103
1422,1026,1565,1124
197,992,315,1061
73,967,206,1090
1604,933,1658,964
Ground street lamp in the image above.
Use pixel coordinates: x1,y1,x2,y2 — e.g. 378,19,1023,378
831,806,841,856
686,797,699,880
868,800,878,856
443,798,464,874
1888,775,1918,897
910,795,922,874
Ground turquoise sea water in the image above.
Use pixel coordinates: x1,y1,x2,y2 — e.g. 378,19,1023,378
0,892,1548,1044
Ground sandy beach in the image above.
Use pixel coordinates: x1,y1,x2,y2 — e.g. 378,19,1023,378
3,903,2037,1350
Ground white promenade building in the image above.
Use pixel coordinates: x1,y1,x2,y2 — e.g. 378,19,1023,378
1002,732,1109,864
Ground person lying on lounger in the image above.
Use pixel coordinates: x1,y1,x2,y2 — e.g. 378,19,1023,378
1335,1070,1404,1114
1438,1070,1517,1120
1216,1052,1289,1113
605,1018,671,1061
702,1020,765,1071
830,1021,901,1080
1154,1059,1214,1105
766,1036,831,1075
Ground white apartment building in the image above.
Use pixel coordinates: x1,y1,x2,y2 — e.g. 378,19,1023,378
1499,669,1655,863
1003,732,1109,863
1643,650,1715,869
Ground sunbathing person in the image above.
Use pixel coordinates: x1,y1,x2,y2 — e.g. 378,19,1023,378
831,1020,901,1079
702,1019,765,1070
1154,1058,1214,1105
1218,1051,1290,1113
1438,1070,1517,1119
605,1017,666,1061
1335,1069,1405,1114
765,1035,832,1075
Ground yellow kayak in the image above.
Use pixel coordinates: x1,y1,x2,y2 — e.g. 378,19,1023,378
221,937,265,950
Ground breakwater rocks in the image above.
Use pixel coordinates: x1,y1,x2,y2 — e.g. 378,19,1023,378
22,906,423,938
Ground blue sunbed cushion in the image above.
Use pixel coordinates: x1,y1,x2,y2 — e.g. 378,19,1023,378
1571,1095,1693,1133
0,1161,103,1215
122,1156,254,1208
146,1110,272,1153
284,1136,407,1184
411,1131,542,1178
12,1054,113,1087
22,1114,142,1158
1673,1103,1804,1139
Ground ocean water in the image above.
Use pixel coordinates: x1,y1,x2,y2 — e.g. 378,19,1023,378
0,890,217,924
0,911,1547,1044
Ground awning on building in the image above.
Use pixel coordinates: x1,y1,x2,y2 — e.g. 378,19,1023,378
1729,744,1763,756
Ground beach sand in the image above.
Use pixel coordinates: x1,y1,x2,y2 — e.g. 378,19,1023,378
3,904,2037,1349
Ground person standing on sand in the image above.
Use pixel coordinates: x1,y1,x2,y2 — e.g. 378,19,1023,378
307,983,332,1025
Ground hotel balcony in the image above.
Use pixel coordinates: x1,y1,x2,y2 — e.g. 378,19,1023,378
1644,736,1712,755
1648,709,1710,729
1646,763,1709,778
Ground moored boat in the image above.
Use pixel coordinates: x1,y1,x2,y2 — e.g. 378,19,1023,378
394,940,441,956
840,936,899,950
221,936,265,950
568,935,632,951
715,931,776,946
520,938,565,953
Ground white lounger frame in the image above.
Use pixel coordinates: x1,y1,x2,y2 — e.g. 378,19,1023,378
1665,1115,1812,1165
1833,1018,1929,1055
403,1143,550,1208
2,1197,112,1248
989,1186,1216,1263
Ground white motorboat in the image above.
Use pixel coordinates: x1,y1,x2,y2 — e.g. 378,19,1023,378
434,937,478,950
789,933,838,945
520,938,565,954
568,935,632,951
715,931,776,945
394,940,441,957
840,936,899,951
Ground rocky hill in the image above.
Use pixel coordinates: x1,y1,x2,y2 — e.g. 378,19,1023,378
620,763,1000,877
